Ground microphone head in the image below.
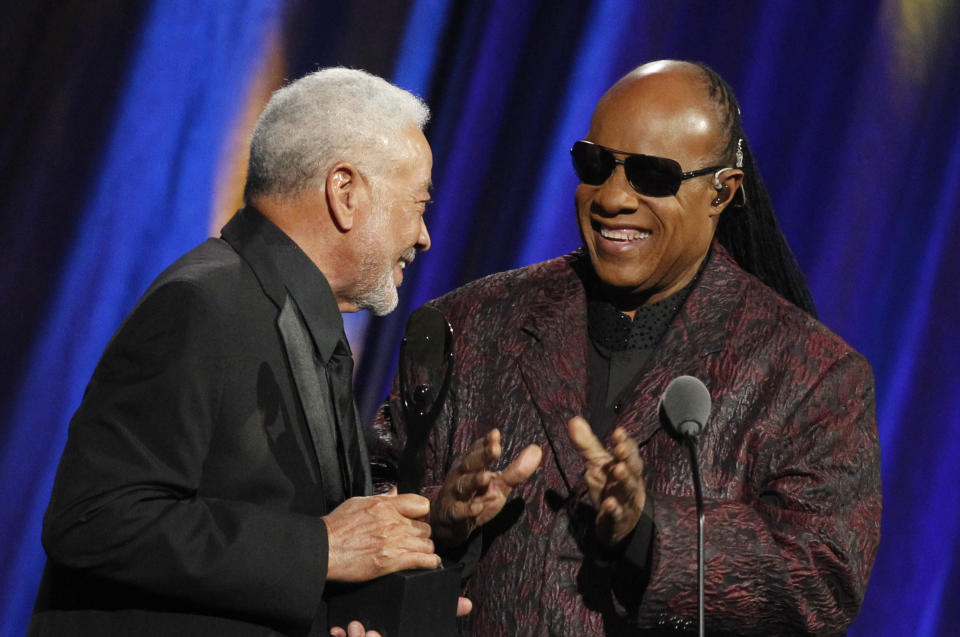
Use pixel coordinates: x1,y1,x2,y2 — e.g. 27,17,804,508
660,375,711,438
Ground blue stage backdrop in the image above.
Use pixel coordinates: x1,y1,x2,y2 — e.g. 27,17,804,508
2,1,958,635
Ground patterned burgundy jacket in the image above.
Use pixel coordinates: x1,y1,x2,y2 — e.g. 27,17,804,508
374,243,881,636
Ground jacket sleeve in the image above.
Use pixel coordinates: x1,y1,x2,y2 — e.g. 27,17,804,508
626,351,882,636
41,280,328,628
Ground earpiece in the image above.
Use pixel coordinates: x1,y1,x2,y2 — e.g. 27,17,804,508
712,184,730,206
712,168,734,206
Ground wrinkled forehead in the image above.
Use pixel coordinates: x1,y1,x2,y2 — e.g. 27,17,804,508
587,70,720,164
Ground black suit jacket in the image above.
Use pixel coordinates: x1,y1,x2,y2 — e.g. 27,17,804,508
30,208,370,636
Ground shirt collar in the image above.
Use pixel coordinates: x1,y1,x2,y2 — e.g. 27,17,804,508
586,251,708,352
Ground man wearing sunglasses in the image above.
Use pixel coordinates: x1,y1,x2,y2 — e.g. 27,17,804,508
375,60,880,635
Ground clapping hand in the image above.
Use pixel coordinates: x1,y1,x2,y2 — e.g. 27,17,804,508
568,416,646,546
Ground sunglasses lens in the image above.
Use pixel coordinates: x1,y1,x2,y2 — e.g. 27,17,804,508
571,142,614,185
571,141,686,197
624,155,683,197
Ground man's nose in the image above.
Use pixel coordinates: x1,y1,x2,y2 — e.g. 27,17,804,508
592,166,640,215
417,217,431,251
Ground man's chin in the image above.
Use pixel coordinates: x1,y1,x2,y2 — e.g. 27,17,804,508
363,287,399,317
369,299,398,317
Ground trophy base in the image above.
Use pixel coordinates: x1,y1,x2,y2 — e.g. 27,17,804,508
325,566,462,637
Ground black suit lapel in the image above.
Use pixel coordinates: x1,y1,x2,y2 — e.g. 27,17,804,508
277,297,346,505
221,207,371,503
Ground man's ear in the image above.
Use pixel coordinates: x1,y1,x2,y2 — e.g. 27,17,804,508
709,168,744,216
325,162,366,232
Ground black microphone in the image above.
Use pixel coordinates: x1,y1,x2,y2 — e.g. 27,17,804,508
659,375,711,637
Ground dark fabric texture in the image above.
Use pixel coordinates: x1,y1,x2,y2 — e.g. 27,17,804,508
374,242,881,636
29,208,366,636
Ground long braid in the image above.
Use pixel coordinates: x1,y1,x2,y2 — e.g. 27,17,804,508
693,62,818,317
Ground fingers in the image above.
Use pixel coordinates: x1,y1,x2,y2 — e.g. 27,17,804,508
387,493,432,519
331,623,379,637
442,492,493,521
602,428,644,504
394,549,442,571
408,519,433,538
611,428,644,476
451,468,493,499
442,430,502,506
392,529,437,554
324,494,442,581
498,444,543,487
568,417,611,465
346,621,380,637
457,596,473,617
458,429,502,474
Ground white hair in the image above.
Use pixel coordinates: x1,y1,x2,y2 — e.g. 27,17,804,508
244,67,430,202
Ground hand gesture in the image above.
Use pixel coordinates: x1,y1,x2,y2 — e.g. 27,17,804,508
568,416,646,546
431,429,542,548
324,491,440,582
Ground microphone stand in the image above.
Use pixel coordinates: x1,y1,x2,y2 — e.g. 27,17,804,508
684,437,705,637
661,375,710,637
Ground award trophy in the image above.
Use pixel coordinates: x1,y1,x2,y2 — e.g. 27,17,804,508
325,306,460,636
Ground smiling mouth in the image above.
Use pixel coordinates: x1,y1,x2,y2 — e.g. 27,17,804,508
593,221,652,242
399,248,417,269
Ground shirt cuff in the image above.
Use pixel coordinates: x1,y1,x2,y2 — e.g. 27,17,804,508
619,496,656,570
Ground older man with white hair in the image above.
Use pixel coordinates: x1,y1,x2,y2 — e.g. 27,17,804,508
29,68,480,637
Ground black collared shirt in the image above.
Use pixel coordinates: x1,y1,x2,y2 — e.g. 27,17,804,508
584,272,698,572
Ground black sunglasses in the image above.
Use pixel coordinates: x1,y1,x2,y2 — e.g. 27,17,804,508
570,140,729,197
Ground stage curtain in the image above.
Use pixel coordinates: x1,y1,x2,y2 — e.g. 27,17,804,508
2,1,958,635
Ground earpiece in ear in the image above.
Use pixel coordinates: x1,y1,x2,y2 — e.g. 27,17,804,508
712,184,730,206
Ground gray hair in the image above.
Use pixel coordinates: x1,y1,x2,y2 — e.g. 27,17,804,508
244,67,430,202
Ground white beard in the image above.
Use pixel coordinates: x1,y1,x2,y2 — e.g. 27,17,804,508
350,252,399,317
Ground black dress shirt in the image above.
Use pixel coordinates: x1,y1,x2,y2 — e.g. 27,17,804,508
585,274,697,571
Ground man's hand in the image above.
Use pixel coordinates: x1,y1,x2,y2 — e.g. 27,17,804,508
431,429,542,547
568,416,646,546
324,491,440,582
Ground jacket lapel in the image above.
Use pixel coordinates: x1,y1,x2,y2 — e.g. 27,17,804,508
277,297,346,505
611,243,744,445
221,207,349,505
514,256,592,494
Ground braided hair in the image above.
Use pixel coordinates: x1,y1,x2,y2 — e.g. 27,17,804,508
692,62,818,317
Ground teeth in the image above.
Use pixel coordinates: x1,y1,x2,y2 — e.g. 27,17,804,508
600,227,651,241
